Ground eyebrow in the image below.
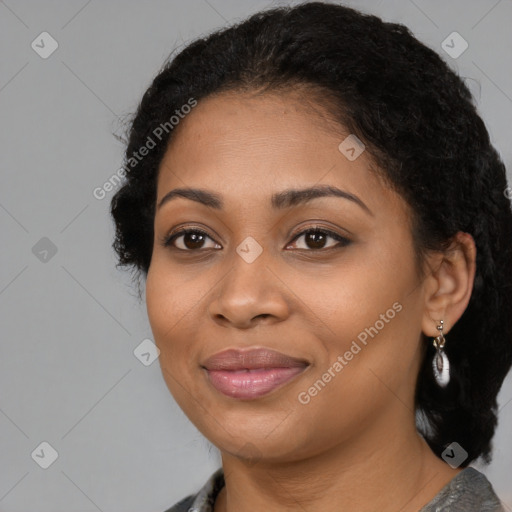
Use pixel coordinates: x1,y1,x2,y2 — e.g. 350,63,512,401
157,184,373,216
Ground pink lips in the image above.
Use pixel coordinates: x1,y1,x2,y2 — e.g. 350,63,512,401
202,348,309,400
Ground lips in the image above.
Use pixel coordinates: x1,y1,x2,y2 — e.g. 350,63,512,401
202,348,308,370
201,348,309,399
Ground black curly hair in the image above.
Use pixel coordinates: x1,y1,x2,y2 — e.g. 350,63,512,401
110,1,512,466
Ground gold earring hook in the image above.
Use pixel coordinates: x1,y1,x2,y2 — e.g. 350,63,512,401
433,319,445,350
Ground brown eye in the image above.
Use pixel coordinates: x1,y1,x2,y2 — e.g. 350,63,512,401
286,228,351,251
163,229,221,251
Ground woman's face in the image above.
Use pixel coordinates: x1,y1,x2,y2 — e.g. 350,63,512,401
146,90,431,464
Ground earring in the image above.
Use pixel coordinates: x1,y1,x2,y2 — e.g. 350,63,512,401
432,320,450,387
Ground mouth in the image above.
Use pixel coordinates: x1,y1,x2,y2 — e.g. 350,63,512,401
201,347,310,400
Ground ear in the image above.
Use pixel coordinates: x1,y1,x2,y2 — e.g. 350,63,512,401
421,232,477,337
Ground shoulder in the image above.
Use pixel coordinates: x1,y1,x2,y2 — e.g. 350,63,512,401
420,467,505,512
163,468,225,512
163,494,195,512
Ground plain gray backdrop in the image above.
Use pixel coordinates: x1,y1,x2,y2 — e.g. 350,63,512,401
1,1,511,511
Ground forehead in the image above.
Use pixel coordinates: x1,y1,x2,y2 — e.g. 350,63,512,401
156,91,402,216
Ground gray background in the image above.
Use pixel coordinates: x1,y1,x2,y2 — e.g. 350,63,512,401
1,1,511,511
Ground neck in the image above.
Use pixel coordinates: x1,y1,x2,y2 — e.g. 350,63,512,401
214,405,461,512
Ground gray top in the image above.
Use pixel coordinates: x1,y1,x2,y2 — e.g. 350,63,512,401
164,466,505,511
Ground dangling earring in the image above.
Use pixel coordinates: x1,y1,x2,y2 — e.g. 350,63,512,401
432,319,450,387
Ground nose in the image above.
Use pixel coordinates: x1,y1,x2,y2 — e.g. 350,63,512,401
207,249,291,329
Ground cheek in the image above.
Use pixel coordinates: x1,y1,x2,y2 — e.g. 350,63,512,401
299,237,421,394
145,263,196,378
145,260,218,400
146,258,209,340
305,245,413,345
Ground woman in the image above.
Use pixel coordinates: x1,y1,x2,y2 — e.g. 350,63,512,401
110,2,512,510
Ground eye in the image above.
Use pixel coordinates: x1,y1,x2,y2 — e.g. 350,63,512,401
286,227,351,251
162,228,221,251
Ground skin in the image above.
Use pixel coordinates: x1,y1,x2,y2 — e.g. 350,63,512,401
145,90,476,512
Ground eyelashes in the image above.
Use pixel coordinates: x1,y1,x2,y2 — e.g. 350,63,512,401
161,226,352,253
